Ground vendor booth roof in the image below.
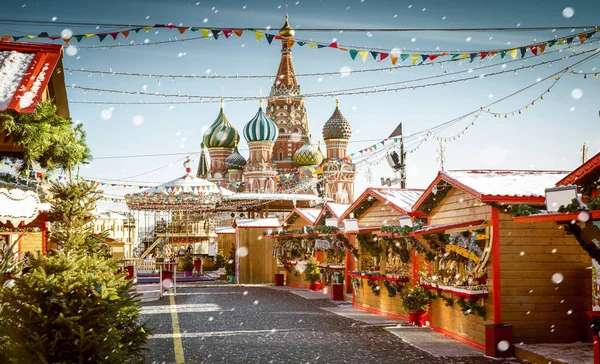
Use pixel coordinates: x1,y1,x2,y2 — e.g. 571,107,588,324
339,187,425,222
232,218,281,228
0,42,63,113
284,208,321,226
224,193,320,201
557,151,600,187
412,219,487,236
0,187,42,227
325,203,350,219
413,170,569,211
216,227,236,234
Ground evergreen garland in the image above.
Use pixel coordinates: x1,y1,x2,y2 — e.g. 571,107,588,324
563,223,600,262
351,276,361,291
558,198,584,213
383,280,397,297
420,184,451,213
357,233,382,258
338,234,359,260
433,291,454,307
351,197,377,219
456,297,486,318
366,279,380,295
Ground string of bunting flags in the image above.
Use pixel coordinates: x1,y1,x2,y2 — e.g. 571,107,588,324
0,22,597,65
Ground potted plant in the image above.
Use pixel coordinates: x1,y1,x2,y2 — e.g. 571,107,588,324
401,285,430,326
225,242,236,283
304,256,321,291
182,251,194,278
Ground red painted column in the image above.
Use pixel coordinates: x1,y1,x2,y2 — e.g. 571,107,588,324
345,234,352,294
491,207,502,324
594,334,600,364
41,213,47,253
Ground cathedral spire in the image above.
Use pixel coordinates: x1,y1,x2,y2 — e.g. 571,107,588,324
271,15,299,97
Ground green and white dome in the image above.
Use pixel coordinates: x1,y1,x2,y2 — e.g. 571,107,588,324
243,101,279,143
225,146,247,170
294,136,323,167
322,99,352,141
203,102,240,149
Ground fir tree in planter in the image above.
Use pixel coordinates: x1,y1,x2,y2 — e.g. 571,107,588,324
182,251,194,277
401,286,430,326
225,242,236,283
304,256,321,291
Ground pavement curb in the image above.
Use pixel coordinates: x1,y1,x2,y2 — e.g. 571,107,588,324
514,346,568,364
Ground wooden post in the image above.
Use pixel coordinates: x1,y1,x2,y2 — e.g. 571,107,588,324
345,234,352,294
491,207,502,324
41,213,47,253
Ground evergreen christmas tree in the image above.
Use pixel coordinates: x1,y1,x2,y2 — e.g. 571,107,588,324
0,180,150,363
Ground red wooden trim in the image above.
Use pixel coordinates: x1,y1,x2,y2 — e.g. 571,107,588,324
348,273,409,283
558,152,600,186
480,195,545,204
421,284,488,299
352,302,409,321
513,210,600,224
0,41,63,53
19,52,61,113
41,213,47,254
6,52,47,111
338,187,425,222
345,245,352,294
491,207,501,324
430,324,485,351
338,188,374,222
412,250,418,281
412,219,486,236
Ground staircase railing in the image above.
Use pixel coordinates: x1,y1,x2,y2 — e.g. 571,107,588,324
140,237,166,259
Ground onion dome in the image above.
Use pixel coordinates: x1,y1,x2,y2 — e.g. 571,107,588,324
225,146,247,170
279,15,295,38
294,135,323,167
203,100,240,149
322,99,352,141
243,100,279,143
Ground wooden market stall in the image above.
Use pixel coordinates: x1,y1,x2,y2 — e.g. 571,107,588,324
215,226,235,259
233,218,280,284
411,169,589,356
337,187,425,318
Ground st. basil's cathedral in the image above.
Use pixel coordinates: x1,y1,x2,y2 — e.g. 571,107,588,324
197,16,356,205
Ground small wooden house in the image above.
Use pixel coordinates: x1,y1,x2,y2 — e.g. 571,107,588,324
412,170,588,353
337,188,425,317
216,227,236,259
232,218,280,284
283,208,322,230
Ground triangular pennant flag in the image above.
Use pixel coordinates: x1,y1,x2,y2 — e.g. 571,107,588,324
97,33,108,42
143,26,153,32
288,39,295,47
451,54,460,60
490,51,498,59
222,29,232,38
75,35,84,42
25,35,36,39
359,50,368,63
421,54,428,62
297,41,305,46
539,44,547,54
234,29,244,37
579,34,587,44
500,50,507,59
460,54,469,59
211,30,220,39
391,54,399,66
329,42,338,48
566,37,573,44
190,27,199,32
109,32,119,40
201,29,210,38
379,52,389,62
177,27,188,35
509,49,518,59
317,44,326,48
411,54,419,65
265,33,274,44
84,33,96,38
400,54,409,61
529,46,538,56
37,32,49,38
548,39,556,47
557,39,566,45
121,30,130,38
586,31,595,39
166,23,176,30
274,35,283,40
1,36,11,41
133,28,142,33
519,47,526,58
370,51,379,60
469,53,477,62
255,31,264,42
349,49,359,60
307,43,317,48
428,54,439,61
480,52,488,60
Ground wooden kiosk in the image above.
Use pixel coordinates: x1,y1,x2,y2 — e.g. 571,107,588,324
411,170,589,356
232,218,280,284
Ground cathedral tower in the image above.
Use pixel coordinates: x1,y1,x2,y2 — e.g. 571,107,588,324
322,100,355,204
202,100,240,183
266,15,310,174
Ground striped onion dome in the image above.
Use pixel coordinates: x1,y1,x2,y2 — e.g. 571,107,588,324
225,146,247,170
294,135,323,167
322,99,352,141
243,101,278,143
203,101,240,149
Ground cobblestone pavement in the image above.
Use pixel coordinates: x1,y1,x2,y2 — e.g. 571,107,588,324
141,286,520,364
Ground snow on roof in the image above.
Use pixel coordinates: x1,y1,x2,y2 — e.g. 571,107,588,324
216,227,236,234
296,208,322,224
233,218,281,228
224,193,321,201
370,188,425,213
443,170,569,198
0,42,63,113
326,203,350,218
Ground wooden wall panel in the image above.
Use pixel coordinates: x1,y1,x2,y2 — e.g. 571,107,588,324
237,228,277,284
19,233,42,254
218,234,235,258
498,212,591,344
358,201,402,228
353,277,410,319
286,268,312,288
429,189,490,226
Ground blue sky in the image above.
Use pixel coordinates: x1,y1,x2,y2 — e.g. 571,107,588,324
2,0,599,207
